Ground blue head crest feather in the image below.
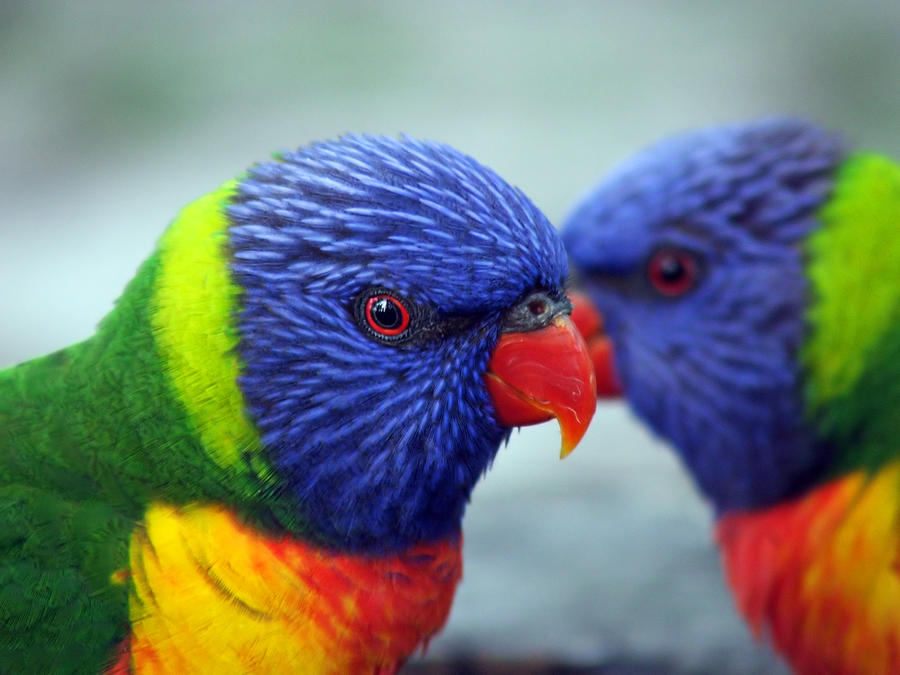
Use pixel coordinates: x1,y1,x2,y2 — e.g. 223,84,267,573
563,118,847,512
227,134,566,552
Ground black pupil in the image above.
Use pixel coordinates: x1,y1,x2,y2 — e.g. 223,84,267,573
658,255,685,283
372,298,402,329
528,300,547,316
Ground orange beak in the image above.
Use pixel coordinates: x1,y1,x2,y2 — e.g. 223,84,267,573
568,290,622,399
484,314,596,458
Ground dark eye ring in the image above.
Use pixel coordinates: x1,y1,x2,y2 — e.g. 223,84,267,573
364,294,411,338
647,247,698,297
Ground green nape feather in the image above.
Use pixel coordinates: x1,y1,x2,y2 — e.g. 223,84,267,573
0,184,283,672
803,152,900,474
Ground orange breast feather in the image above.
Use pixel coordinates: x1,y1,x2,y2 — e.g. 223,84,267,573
717,463,900,675
120,503,461,674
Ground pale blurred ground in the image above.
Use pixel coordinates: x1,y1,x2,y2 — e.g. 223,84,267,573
2,2,899,672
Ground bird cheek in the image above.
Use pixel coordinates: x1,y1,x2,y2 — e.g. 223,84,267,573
484,314,596,458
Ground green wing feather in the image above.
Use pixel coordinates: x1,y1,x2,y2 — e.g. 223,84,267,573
0,485,132,671
0,256,208,671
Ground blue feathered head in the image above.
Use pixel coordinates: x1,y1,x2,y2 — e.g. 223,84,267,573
228,135,593,552
563,118,845,512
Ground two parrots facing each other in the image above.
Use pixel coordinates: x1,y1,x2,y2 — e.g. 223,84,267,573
564,118,900,675
0,135,596,673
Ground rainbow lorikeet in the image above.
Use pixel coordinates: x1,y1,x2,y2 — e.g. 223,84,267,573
0,135,596,673
563,118,900,674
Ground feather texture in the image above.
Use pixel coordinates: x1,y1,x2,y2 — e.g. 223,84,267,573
126,503,460,674
718,464,900,675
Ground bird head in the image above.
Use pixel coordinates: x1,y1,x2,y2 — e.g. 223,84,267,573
563,118,846,512
219,135,595,552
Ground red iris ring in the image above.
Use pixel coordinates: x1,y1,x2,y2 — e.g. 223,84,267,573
648,248,696,296
365,295,410,336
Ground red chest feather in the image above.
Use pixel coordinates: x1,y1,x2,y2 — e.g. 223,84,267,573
717,464,900,675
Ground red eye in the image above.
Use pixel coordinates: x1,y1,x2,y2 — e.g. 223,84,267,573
647,248,697,296
365,295,410,336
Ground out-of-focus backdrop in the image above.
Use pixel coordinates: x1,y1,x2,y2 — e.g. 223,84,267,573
2,2,899,672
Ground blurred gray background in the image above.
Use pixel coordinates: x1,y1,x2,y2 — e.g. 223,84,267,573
2,2,899,672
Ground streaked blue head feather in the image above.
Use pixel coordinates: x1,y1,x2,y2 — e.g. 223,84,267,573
228,134,566,552
563,118,846,512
